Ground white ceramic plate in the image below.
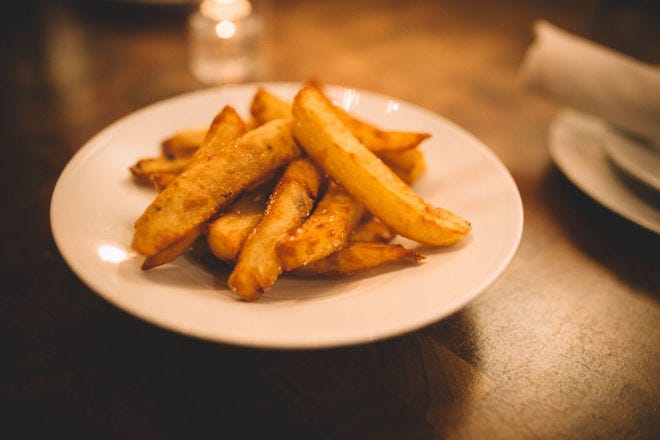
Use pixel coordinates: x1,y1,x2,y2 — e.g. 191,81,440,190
549,109,660,234
51,82,523,349
602,127,660,193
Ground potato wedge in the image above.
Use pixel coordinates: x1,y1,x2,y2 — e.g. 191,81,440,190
129,156,190,185
150,173,178,192
291,242,424,277
133,107,247,189
188,106,247,167
307,82,430,152
161,128,207,158
251,87,429,153
141,225,202,270
292,86,470,246
277,182,364,270
332,105,429,153
250,88,292,125
206,183,272,262
133,118,300,259
228,159,323,301
250,88,427,184
350,217,396,243
379,147,426,185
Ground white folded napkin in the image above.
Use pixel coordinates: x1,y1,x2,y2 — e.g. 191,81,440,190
521,20,660,149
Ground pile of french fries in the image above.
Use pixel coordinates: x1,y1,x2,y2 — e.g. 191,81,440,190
129,84,471,301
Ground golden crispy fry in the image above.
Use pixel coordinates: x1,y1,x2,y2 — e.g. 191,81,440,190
150,173,178,192
250,88,427,187
129,156,190,185
379,147,427,185
133,107,247,190
291,242,424,277
307,81,430,152
292,86,470,246
250,88,292,126
251,87,429,153
188,106,247,167
150,158,277,195
206,183,272,262
277,182,364,271
133,118,300,259
141,225,202,270
333,106,429,153
228,159,323,301
350,217,396,243
161,128,207,158
153,167,277,194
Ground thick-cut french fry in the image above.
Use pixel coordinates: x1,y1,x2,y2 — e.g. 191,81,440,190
379,147,426,185
350,217,396,243
141,225,202,270
132,107,247,190
206,183,272,262
292,86,470,246
250,88,292,125
308,82,431,152
161,128,207,158
130,156,190,185
251,88,428,185
150,173,178,192
228,159,323,300
251,87,429,153
277,182,364,271
250,88,428,184
154,167,277,194
189,106,247,166
149,107,250,193
133,107,249,264
291,242,424,277
332,106,430,153
133,118,300,259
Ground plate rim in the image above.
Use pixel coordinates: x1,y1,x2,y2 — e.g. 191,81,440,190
602,127,660,194
50,82,524,349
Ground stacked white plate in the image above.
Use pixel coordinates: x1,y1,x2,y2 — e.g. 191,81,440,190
549,109,660,233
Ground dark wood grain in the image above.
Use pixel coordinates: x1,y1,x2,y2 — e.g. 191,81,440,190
2,0,658,438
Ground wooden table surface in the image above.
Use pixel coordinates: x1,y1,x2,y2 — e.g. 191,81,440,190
2,0,658,438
